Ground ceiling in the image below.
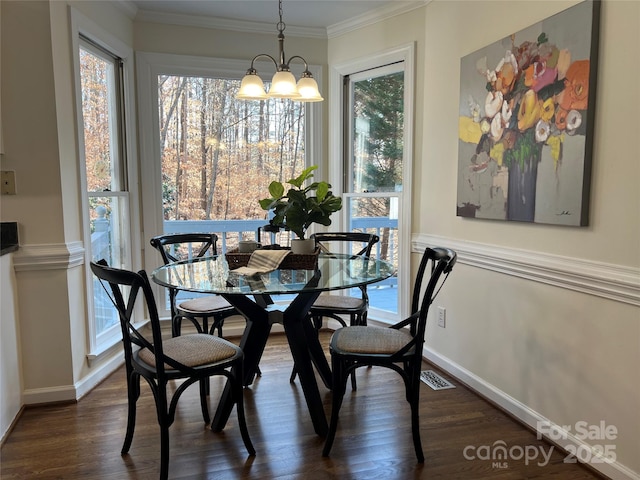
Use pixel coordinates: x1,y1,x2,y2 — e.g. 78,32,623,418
128,0,421,31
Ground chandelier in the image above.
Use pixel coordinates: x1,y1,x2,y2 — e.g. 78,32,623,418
236,0,324,102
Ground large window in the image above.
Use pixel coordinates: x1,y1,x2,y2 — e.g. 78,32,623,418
158,75,306,230
137,53,322,317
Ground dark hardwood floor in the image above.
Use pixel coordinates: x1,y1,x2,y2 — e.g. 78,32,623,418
1,331,604,479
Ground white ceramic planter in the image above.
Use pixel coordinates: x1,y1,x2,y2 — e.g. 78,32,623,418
291,238,315,254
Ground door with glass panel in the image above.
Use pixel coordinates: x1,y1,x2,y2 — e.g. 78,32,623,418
344,63,407,321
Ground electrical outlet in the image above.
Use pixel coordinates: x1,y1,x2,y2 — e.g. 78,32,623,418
437,306,446,328
1,171,16,195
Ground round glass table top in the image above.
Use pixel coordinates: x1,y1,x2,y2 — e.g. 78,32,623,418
151,253,395,296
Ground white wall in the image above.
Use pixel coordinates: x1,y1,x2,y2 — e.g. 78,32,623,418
0,253,22,441
330,1,639,479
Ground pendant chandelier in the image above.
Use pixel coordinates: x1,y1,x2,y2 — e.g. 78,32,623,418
236,0,324,102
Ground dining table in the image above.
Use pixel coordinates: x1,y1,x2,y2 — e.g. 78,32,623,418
151,251,395,436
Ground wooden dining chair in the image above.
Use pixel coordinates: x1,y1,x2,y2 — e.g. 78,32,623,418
290,231,379,386
308,232,380,330
322,247,456,463
150,233,238,338
90,260,255,480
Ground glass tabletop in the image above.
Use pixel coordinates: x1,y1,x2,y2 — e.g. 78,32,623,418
151,253,395,296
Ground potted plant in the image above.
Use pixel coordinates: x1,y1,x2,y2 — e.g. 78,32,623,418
259,166,342,253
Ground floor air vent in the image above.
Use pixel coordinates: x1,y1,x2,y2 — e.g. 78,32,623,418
420,370,456,390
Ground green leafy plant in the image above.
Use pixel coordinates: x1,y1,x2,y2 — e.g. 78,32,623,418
259,166,342,240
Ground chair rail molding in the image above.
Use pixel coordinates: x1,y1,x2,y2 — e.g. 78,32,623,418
413,234,640,307
13,242,84,271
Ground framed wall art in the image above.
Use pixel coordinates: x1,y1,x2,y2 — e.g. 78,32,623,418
457,0,600,225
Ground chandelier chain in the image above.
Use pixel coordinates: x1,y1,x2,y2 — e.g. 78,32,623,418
277,0,286,34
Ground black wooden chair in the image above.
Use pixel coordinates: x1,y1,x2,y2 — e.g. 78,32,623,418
322,247,456,463
308,232,380,330
290,232,380,386
150,233,237,338
90,260,255,480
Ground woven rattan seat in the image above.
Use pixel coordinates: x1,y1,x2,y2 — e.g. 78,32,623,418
137,334,239,369
332,326,413,355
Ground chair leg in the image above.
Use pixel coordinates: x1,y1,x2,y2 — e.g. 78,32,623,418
172,314,182,337
199,378,211,424
159,422,170,480
409,384,425,463
155,385,171,480
208,315,225,338
350,366,358,391
122,370,140,454
322,355,347,457
233,364,256,456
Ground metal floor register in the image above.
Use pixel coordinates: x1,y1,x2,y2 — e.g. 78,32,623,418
420,370,456,390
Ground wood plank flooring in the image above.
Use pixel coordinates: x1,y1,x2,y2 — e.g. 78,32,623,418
1,332,604,479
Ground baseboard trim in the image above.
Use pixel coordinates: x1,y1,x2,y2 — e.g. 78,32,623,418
23,352,124,405
423,346,639,480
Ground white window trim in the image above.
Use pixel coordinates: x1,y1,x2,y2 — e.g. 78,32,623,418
135,52,323,314
329,42,415,322
70,7,142,362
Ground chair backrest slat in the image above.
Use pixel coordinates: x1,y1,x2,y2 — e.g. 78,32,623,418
150,233,219,265
311,232,379,259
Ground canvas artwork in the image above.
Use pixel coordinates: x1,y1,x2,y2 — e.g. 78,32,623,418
457,0,600,225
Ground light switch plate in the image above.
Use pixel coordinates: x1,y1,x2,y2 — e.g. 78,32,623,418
1,171,16,195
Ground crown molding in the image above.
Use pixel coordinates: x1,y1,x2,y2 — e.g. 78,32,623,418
413,233,640,307
133,9,327,39
113,0,139,20
127,1,428,40
327,1,429,38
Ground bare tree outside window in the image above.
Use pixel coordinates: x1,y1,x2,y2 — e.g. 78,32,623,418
158,75,305,224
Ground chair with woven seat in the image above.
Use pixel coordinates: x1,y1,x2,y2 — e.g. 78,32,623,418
150,233,237,338
90,260,255,480
289,232,379,385
322,246,456,463
308,232,380,330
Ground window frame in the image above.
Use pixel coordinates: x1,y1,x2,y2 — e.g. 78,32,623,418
136,52,324,317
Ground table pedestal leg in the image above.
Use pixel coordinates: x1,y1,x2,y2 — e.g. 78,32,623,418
211,295,271,432
211,289,331,436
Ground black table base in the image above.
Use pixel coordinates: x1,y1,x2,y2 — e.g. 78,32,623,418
211,289,332,436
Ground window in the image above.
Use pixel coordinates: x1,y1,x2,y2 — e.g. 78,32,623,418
137,53,322,317
79,39,131,343
330,44,414,322
157,75,306,235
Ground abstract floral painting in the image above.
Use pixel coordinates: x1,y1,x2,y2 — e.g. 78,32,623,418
457,0,600,225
